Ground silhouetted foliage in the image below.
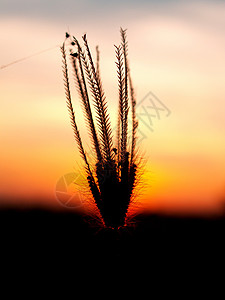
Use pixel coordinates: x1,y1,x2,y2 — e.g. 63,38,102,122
61,28,139,228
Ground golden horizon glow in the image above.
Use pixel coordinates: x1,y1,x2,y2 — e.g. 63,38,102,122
1,1,225,215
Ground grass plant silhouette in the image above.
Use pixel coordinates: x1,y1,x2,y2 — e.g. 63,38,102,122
61,28,139,228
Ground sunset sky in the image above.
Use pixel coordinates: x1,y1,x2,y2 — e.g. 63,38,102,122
1,0,225,215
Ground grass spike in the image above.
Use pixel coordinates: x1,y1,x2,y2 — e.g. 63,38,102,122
61,42,102,213
61,29,140,229
70,46,103,164
82,34,113,161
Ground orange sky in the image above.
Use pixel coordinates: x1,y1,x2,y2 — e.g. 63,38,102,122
1,1,225,215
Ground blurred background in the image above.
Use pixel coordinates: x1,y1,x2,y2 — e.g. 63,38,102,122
1,0,225,216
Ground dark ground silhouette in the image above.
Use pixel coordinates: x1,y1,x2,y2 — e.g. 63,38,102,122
1,206,225,287
1,208,224,257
